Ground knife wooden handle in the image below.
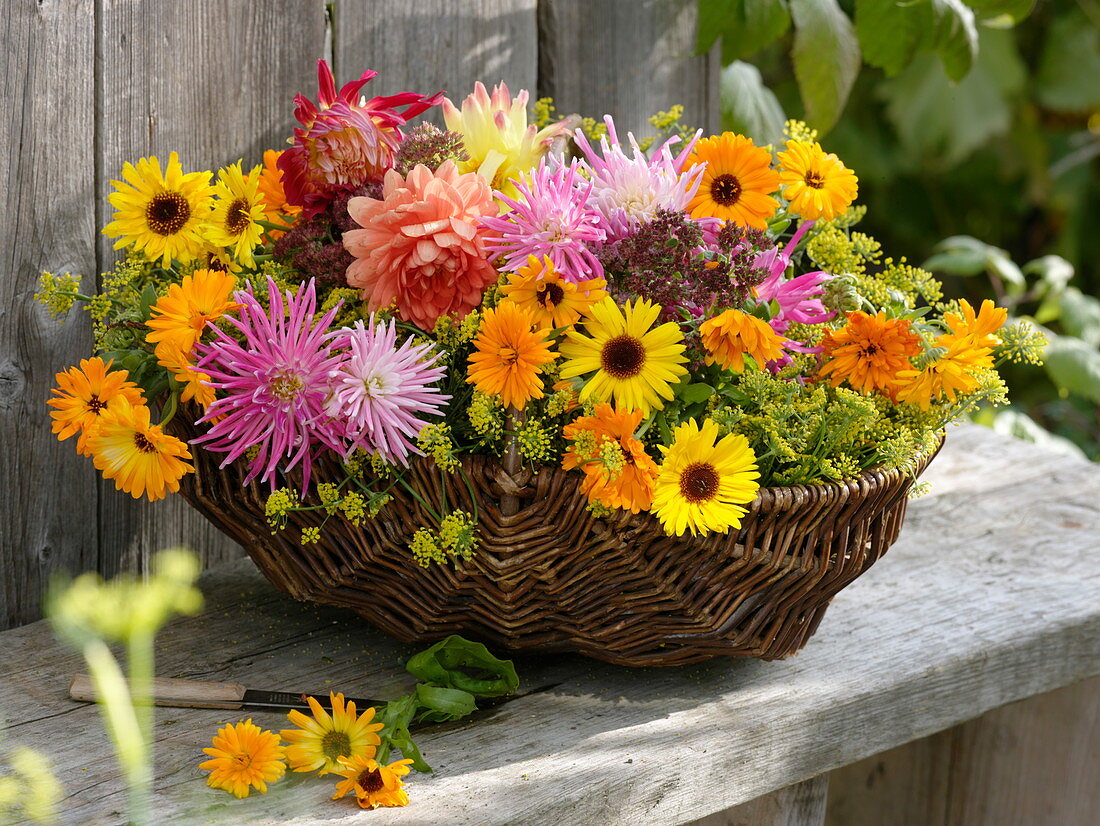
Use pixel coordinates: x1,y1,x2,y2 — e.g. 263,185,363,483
69,674,248,710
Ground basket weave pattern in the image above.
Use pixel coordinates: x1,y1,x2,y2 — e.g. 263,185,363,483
173,413,941,667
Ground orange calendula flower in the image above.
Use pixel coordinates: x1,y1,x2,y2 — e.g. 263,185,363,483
684,133,780,229
48,357,146,456
200,719,286,799
893,334,992,409
332,755,414,809
500,255,606,329
87,399,194,501
699,309,786,372
777,140,858,222
156,346,215,409
819,311,921,395
562,403,658,513
280,693,384,776
466,301,557,409
257,149,301,238
147,268,239,360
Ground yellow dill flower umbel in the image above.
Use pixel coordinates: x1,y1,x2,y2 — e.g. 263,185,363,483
332,755,415,810
466,301,557,409
280,693,384,776
699,309,786,372
559,297,688,416
652,418,760,537
199,719,286,799
86,399,194,501
777,140,858,222
684,133,780,229
500,255,607,328
205,161,266,267
819,311,922,396
48,357,145,457
102,152,215,266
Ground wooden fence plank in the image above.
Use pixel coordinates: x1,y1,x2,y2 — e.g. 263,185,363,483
333,0,538,118
95,0,331,575
538,0,720,138
0,0,98,629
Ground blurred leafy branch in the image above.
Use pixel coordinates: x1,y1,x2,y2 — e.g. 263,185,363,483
699,0,1100,457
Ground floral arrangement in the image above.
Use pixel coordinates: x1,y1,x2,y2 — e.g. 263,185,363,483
38,60,1045,556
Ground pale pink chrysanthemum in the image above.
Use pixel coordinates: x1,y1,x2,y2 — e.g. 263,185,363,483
325,317,450,466
343,161,499,331
481,159,606,282
194,278,344,491
574,116,704,241
279,60,443,217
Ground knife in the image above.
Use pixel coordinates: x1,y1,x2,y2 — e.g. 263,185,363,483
69,674,386,712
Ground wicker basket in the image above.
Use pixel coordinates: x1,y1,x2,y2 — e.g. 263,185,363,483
172,410,941,667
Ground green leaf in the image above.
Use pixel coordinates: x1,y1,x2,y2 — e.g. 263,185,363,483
414,685,478,723
720,61,786,144
678,383,717,405
790,0,861,132
1035,10,1100,113
1058,288,1100,349
964,0,1034,24
928,0,978,81
405,635,519,698
855,0,922,77
1024,254,1075,296
1043,335,1100,404
697,0,792,62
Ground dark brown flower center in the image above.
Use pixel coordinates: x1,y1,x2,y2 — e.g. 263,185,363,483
357,768,384,793
133,433,156,453
861,343,880,357
321,731,352,763
536,282,565,308
803,171,825,189
87,393,107,414
145,192,191,235
225,198,252,234
679,462,720,504
709,174,742,206
600,335,645,379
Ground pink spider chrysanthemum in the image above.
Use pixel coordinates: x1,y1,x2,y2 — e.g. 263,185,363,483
325,317,450,466
754,221,834,335
482,159,606,283
278,60,443,217
574,116,704,241
194,278,345,492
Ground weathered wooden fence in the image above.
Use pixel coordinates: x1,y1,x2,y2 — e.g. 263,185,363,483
1,0,718,628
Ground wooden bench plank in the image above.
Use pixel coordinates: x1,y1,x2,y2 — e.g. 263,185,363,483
2,425,1098,824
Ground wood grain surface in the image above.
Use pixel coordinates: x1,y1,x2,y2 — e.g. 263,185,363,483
1,425,1097,824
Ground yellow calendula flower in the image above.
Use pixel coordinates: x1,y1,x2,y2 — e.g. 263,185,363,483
892,334,992,409
699,308,786,372
103,152,215,266
942,298,1007,347
199,719,286,799
48,357,145,456
332,755,415,810
86,399,194,501
156,345,215,409
559,297,688,416
500,255,607,328
651,418,760,537
442,81,568,199
684,133,780,228
205,161,266,267
777,140,858,222
280,693,384,776
146,268,239,359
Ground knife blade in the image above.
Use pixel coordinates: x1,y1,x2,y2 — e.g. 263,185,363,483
69,674,385,712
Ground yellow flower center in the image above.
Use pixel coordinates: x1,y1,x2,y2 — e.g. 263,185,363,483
225,198,252,234
268,372,304,401
535,282,565,308
679,462,720,504
600,335,645,379
321,730,352,763
145,192,191,236
133,432,156,454
232,753,254,770
357,768,385,793
709,174,743,206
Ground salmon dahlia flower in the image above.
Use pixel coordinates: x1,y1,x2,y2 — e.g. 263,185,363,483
344,161,499,330
279,60,443,217
442,81,569,200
